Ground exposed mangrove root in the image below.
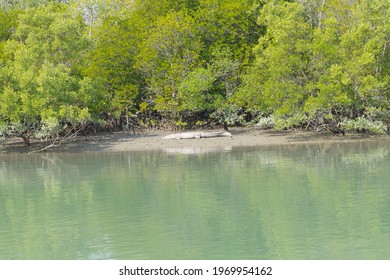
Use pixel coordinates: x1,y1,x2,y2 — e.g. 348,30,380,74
29,124,87,153
317,123,345,136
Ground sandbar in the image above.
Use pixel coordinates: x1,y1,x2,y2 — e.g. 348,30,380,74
0,127,389,154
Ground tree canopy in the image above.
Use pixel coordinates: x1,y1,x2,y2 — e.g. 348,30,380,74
0,0,389,146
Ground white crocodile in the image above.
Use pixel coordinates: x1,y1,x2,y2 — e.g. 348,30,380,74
162,131,232,140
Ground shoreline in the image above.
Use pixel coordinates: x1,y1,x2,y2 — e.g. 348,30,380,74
0,127,389,154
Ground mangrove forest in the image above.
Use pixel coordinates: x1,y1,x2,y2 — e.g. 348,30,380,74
0,0,389,146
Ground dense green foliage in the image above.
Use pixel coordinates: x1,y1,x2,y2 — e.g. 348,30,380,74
0,0,389,145
236,0,389,131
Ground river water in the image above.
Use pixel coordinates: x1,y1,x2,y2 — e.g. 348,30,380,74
1,141,389,259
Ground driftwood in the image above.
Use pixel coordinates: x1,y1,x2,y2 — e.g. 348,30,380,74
162,131,232,140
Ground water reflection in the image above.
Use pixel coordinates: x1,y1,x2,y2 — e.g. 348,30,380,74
0,141,389,259
164,146,232,155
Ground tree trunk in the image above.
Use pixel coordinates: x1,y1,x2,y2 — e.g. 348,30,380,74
22,131,31,146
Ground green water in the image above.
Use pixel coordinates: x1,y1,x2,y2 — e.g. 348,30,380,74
1,141,389,260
